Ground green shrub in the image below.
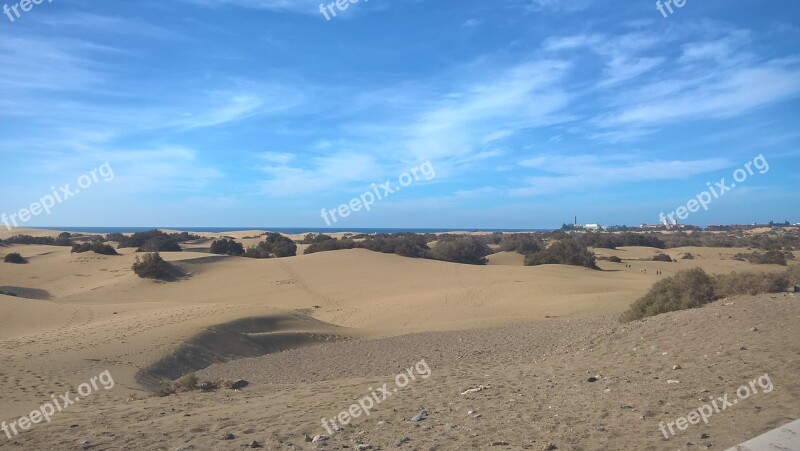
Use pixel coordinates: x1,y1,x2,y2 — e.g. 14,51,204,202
525,237,597,269
3,235,55,245
357,233,430,258
132,253,170,279
137,237,182,252
72,243,91,253
652,253,673,262
304,238,356,254
733,250,787,266
54,232,73,246
92,243,119,255
209,238,244,256
71,242,118,255
498,234,544,254
105,233,129,245
429,236,493,265
114,230,196,249
244,233,297,258
298,233,335,244
598,256,623,263
621,268,716,322
4,253,27,264
713,271,789,297
168,232,203,242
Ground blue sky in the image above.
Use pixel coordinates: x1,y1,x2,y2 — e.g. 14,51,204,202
0,0,798,229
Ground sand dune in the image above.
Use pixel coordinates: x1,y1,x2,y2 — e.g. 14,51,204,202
4,293,798,450
1,229,798,449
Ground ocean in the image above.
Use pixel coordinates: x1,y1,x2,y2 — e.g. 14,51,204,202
33,227,552,234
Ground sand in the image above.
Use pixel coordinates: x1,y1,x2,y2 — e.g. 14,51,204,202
1,228,798,450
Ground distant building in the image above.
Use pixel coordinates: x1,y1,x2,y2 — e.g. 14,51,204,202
566,216,603,231
640,223,669,230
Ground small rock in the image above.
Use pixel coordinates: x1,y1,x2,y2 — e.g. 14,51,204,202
543,443,558,450
667,380,680,384
700,433,710,439
230,379,249,390
312,435,329,443
749,326,758,332
739,346,748,350
357,445,372,451
249,441,262,448
221,433,234,440
174,446,193,451
411,411,428,422
491,441,509,446
396,436,411,446
587,376,598,383
304,434,313,442
673,365,682,370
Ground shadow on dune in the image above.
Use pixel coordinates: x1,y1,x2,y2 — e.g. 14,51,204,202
172,255,230,266
0,286,51,300
137,312,350,390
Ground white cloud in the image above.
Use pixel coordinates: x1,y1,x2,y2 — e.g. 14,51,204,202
257,151,384,196
404,60,572,161
511,154,732,196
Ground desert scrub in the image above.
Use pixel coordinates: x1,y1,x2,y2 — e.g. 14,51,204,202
498,233,544,254
621,268,716,322
132,252,170,279
713,271,789,297
209,238,245,256
733,250,787,266
156,373,199,397
622,266,797,322
429,236,493,265
598,256,623,263
244,233,297,258
304,238,356,254
652,253,673,262
4,253,27,264
71,242,118,255
525,237,598,269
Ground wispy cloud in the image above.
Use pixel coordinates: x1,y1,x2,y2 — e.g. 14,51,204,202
511,155,733,196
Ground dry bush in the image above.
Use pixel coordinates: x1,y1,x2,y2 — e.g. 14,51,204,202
3,253,27,264
598,256,622,263
652,253,673,262
132,252,170,279
621,268,716,322
429,236,493,265
525,237,598,269
713,271,789,297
